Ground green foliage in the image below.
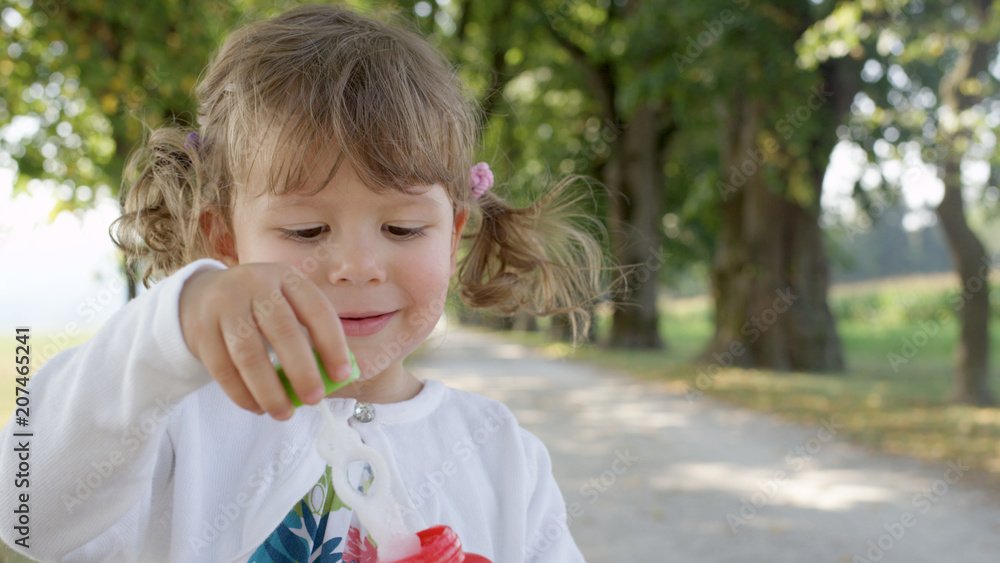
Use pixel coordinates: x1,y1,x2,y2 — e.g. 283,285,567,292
437,0,720,281
800,0,1000,206
1,0,853,286
831,280,1000,324
0,0,301,217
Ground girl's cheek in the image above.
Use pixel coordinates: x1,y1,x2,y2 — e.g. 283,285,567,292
238,233,285,263
396,239,449,272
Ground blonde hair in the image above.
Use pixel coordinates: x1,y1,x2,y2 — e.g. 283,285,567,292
111,4,612,342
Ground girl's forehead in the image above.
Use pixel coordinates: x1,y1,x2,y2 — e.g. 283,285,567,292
263,182,449,211
241,164,451,218
241,123,455,205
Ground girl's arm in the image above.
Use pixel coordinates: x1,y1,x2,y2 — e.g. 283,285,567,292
0,258,225,561
520,429,587,562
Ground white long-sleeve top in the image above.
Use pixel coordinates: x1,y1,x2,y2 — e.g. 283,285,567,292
0,259,583,562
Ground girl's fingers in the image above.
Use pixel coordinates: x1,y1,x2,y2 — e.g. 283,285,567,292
255,296,324,405
281,271,353,383
220,312,294,420
182,263,350,418
199,325,263,415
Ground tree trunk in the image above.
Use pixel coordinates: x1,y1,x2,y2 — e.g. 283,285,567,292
934,19,996,406
936,156,994,406
483,314,514,331
705,94,843,372
549,314,573,342
530,6,668,349
549,307,597,343
606,104,668,349
122,254,137,301
511,310,538,332
456,307,483,327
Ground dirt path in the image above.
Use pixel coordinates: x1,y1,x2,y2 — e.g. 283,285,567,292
410,326,1000,562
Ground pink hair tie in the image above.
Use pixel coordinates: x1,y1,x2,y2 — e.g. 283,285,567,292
469,162,493,201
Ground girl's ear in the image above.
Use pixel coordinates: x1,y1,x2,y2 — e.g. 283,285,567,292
449,208,469,276
199,209,239,267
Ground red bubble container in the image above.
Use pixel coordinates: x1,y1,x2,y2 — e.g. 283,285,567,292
391,526,491,563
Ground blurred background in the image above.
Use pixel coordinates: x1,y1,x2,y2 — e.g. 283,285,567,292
2,0,1000,559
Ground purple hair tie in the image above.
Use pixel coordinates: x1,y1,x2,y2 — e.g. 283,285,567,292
184,131,201,152
469,162,493,201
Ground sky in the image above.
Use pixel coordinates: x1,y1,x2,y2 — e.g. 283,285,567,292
0,167,134,333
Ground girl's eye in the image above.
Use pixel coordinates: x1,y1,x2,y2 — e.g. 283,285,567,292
383,225,426,239
281,226,328,241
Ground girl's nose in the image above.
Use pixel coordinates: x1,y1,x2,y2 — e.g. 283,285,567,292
327,239,387,286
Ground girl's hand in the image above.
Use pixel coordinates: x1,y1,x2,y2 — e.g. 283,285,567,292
179,263,353,420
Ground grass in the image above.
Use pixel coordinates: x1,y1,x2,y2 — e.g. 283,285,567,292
496,287,1000,488
0,330,96,423
0,545,32,563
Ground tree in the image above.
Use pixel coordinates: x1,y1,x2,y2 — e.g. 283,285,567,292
0,0,255,204
407,0,690,348
803,0,996,404
0,0,271,297
522,0,683,349
686,0,848,371
446,0,848,365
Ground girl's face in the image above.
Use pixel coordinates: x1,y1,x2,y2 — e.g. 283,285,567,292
220,157,467,389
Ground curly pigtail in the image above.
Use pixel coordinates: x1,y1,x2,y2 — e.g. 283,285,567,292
457,177,617,344
110,127,227,287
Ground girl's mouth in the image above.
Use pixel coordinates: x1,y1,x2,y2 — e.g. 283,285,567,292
339,311,397,337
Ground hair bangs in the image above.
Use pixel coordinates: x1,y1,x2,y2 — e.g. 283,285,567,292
219,9,475,203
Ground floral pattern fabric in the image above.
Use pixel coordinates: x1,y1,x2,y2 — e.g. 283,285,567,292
250,464,377,563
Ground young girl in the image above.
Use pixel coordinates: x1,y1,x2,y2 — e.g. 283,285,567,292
1,4,607,562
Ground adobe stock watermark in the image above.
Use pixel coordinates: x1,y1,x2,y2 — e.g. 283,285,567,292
359,296,447,375
716,85,833,202
838,146,944,244
34,0,64,17
542,0,623,32
617,244,671,302
61,397,176,513
219,235,447,380
726,416,844,533
36,275,130,365
672,0,750,71
188,437,313,553
875,0,921,34
685,287,800,402
405,405,511,509
838,190,898,244
851,460,968,562
124,62,171,106
887,251,997,372
524,448,639,559
577,116,626,165
633,244,669,284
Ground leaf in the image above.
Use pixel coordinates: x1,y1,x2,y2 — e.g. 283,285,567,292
277,523,311,563
263,542,296,563
320,467,349,513
283,508,303,530
312,512,330,552
319,536,344,561
301,499,317,538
